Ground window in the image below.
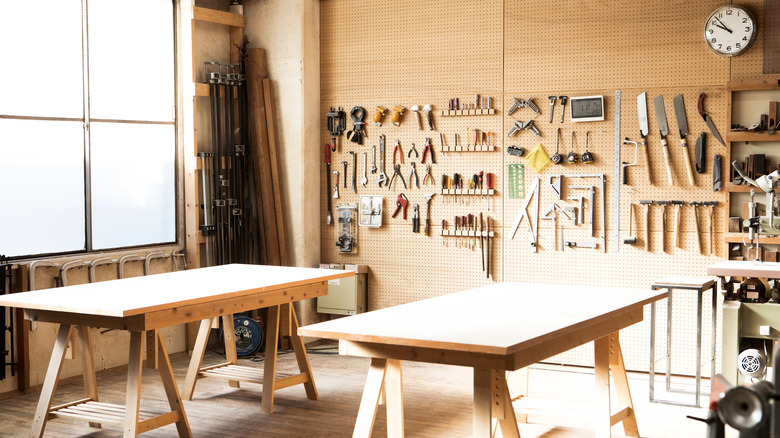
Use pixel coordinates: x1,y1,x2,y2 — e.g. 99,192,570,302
0,0,177,258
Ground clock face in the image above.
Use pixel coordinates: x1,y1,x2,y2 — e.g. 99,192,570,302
704,5,757,57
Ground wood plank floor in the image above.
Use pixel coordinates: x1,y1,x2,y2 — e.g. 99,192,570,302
0,343,735,437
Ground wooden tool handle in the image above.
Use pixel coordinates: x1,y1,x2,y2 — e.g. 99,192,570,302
640,139,652,186
674,205,682,249
692,207,701,254
644,205,650,251
681,139,695,186
661,139,674,186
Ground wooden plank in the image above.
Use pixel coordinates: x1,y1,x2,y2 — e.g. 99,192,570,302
262,305,280,414
262,78,290,267
246,48,279,265
12,264,29,391
182,319,213,400
384,359,404,438
124,331,144,437
353,358,388,438
31,325,73,437
75,326,100,428
153,330,192,437
191,6,245,27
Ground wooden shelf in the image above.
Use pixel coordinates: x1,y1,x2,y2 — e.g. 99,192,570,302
724,182,755,193
192,7,245,27
726,131,780,142
724,233,780,244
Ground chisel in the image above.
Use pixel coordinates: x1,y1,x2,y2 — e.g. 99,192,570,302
653,95,675,185
673,94,696,186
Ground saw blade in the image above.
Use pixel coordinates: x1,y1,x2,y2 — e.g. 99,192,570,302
653,95,669,137
673,94,688,137
637,92,649,137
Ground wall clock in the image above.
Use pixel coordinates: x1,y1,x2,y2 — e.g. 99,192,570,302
704,5,757,57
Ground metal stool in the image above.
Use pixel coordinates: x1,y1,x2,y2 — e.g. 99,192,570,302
650,277,717,407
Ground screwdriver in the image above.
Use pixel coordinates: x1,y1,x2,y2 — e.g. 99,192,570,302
486,172,494,211
441,175,448,205
485,216,490,279
478,171,484,202
454,216,460,248
480,213,484,271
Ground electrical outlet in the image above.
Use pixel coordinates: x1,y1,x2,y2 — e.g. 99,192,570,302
760,325,771,336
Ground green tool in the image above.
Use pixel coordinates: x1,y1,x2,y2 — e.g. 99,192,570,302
507,163,525,199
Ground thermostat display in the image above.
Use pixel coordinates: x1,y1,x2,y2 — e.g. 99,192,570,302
570,95,604,122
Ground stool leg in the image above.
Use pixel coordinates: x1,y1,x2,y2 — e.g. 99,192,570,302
666,288,673,391
649,299,657,401
711,283,717,386
696,289,703,407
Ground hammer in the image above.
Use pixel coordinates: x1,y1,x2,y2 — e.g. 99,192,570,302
703,201,718,255
623,188,637,244
656,201,671,252
672,200,684,249
639,200,653,251
689,201,702,254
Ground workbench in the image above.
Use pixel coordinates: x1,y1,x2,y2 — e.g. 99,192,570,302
299,282,666,438
707,260,780,385
0,264,351,437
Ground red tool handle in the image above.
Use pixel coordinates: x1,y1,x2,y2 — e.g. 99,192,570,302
324,143,331,164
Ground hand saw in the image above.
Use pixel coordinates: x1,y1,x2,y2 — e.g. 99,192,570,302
653,95,675,186
672,94,695,186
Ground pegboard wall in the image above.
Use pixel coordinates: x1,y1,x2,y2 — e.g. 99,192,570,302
319,0,779,375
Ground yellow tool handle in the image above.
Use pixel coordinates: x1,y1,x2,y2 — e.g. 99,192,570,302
681,138,695,186
640,139,653,186
661,138,674,186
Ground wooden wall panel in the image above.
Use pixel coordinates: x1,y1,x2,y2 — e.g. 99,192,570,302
319,0,769,375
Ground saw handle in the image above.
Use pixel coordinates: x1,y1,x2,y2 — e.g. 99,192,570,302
660,138,674,185
681,137,695,186
640,139,652,186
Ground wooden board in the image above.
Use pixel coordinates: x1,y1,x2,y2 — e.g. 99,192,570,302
707,260,780,278
0,265,351,318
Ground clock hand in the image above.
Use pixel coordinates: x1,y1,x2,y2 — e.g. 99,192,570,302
714,17,733,33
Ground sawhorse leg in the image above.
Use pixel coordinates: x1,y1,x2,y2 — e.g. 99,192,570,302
473,369,520,438
594,331,639,438
31,324,101,437
182,315,241,400
352,358,404,438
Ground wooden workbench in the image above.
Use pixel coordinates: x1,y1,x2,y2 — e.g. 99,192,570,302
299,282,666,438
0,264,352,437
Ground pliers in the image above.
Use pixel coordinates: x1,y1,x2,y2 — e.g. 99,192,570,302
422,137,435,164
392,193,409,219
423,164,434,186
393,139,404,164
408,162,419,188
408,143,419,158
388,164,407,190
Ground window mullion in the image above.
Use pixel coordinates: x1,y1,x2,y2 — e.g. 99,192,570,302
82,0,93,252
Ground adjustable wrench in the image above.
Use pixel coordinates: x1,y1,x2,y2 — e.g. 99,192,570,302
377,135,388,187
371,145,377,173
360,152,368,187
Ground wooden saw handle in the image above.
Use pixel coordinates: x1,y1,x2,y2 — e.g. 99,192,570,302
681,138,695,186
640,139,653,186
661,138,674,186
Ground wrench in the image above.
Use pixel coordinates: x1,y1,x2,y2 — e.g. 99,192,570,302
341,161,347,188
360,152,368,187
377,134,388,187
371,145,377,173
348,151,357,192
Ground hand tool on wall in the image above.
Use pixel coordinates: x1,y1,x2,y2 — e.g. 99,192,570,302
412,205,420,233
639,200,653,251
548,96,557,123
507,145,525,157
551,128,563,164
349,151,357,192
523,120,541,136
327,106,346,152
392,193,408,219
388,164,407,190
508,97,540,116
360,152,368,187
698,93,726,146
335,204,357,253
408,143,419,159
486,173,494,211
325,145,333,224
713,154,722,192
703,201,717,255
371,145,377,174
653,95,675,186
559,96,568,122
623,188,636,244
411,105,423,130
581,130,594,164
656,201,670,252
507,120,525,137
347,106,366,144
393,140,404,164
695,132,706,174
408,162,419,188
377,135,388,187
566,131,579,164
423,165,434,186
510,177,540,251
568,195,585,226
479,213,485,270
672,200,684,249
441,220,447,246
373,106,387,126
423,193,434,236
341,161,348,188
485,216,491,279
391,105,405,126
637,92,653,185
689,201,702,254
422,138,435,164
424,104,434,130
333,171,340,199
621,138,638,184
673,94,696,186
548,174,561,199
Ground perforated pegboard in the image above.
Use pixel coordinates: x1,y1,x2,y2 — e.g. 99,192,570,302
318,0,758,374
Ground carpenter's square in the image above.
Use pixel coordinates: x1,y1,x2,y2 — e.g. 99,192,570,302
653,95,675,186
637,92,653,185
510,177,540,252
698,93,725,146
672,94,696,186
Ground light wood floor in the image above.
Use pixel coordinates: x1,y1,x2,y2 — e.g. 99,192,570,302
0,344,734,437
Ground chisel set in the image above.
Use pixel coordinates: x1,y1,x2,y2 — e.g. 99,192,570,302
441,213,493,279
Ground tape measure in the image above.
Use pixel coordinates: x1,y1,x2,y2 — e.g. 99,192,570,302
507,163,525,199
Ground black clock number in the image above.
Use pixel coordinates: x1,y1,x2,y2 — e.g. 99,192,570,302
726,9,732,15
745,26,752,32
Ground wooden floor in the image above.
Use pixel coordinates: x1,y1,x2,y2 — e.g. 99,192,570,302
0,343,735,437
